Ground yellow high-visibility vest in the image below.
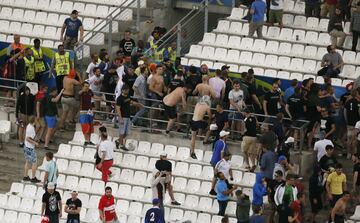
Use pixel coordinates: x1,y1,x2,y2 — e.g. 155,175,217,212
154,48,165,63
31,47,46,73
167,47,177,63
55,52,70,76
24,56,35,81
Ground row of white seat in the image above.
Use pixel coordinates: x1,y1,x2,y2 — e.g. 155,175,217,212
59,139,246,170
198,33,360,66
228,2,305,21
184,49,360,79
0,20,106,45
213,20,360,51
228,8,345,33
0,0,135,20
0,7,122,32
66,0,147,8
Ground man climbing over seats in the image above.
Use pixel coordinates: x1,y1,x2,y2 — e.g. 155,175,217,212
163,84,192,135
60,10,84,50
190,95,212,159
155,152,181,205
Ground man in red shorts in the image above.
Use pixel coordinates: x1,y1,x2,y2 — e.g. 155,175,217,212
79,82,94,146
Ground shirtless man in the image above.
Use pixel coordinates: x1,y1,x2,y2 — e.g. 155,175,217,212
149,65,166,126
59,69,82,131
192,75,216,99
163,85,192,134
331,191,350,223
190,95,212,159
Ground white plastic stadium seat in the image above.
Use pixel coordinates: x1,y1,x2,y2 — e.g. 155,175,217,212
252,39,266,52
173,162,189,176
201,46,215,59
305,31,318,44
239,38,253,51
183,211,198,222
279,28,293,41
239,51,253,64
306,17,319,29
214,34,229,47
56,144,71,158
196,213,211,223
282,14,294,26
9,183,24,195
228,22,243,35
290,73,303,81
264,41,279,54
214,48,227,61
277,56,291,70
228,7,245,20
278,42,291,56
264,55,278,68
215,20,230,32
201,33,216,45
3,210,17,223
303,46,317,59
293,15,306,28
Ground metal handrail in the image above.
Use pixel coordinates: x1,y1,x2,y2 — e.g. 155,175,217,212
143,0,208,56
82,0,138,45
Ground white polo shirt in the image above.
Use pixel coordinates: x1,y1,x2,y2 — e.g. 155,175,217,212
215,158,231,179
314,139,334,162
25,123,36,149
98,140,115,160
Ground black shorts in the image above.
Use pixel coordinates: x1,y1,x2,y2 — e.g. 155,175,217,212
190,120,207,131
330,194,343,207
105,93,114,106
334,214,345,223
163,103,177,120
310,195,323,213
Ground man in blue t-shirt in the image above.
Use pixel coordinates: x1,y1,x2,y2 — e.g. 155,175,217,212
216,172,238,216
144,198,165,223
61,10,84,50
209,130,230,195
248,0,267,38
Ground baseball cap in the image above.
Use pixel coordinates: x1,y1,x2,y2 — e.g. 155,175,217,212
152,198,160,205
219,130,230,138
221,65,230,71
160,152,167,157
71,10,79,15
47,182,55,189
278,155,287,163
285,137,295,144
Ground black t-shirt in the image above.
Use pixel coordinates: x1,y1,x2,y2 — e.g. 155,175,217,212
307,94,321,121
215,111,228,131
319,155,338,171
223,78,233,105
42,191,61,216
66,198,82,220
16,58,25,81
102,71,119,93
244,116,257,137
320,116,335,134
185,74,201,93
155,159,172,172
119,38,136,56
268,180,284,202
279,205,294,223
345,98,360,126
287,94,305,119
122,73,137,96
354,163,360,186
116,94,131,118
16,93,35,117
264,91,281,115
168,79,184,93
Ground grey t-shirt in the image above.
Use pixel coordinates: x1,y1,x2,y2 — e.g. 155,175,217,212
321,52,343,67
133,74,147,99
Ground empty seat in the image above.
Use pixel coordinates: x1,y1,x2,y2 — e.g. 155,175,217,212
264,41,279,54
343,51,356,64
12,9,24,21
66,161,81,174
228,7,245,20
239,51,253,64
290,58,304,72
0,7,12,19
214,34,229,47
282,14,294,26
3,210,17,222
252,39,266,52
241,172,256,186
77,178,92,192
164,145,177,159
277,71,290,79
214,48,228,61
306,17,319,29
251,53,265,65
19,198,34,212
201,46,215,59
278,42,292,56
184,195,199,209
173,177,187,191
133,171,147,185
279,28,293,41
119,169,134,183
187,45,202,58
116,199,129,213
264,55,278,68
200,166,214,180
0,195,7,207
340,65,356,79
176,147,190,160
7,195,20,209
122,154,136,167
290,73,303,80
150,143,164,156
317,33,331,45
303,46,317,59
32,25,45,37
215,20,230,32
228,22,243,35
293,15,306,28
303,60,317,73
198,197,213,211
292,29,305,42
239,38,253,50
9,182,24,195
84,4,97,16
65,176,79,190
128,202,143,216
201,33,216,45
173,162,189,176
186,179,201,193
135,156,149,169
240,23,249,35
305,31,319,44
187,164,202,178
183,211,198,222
73,2,85,13
97,5,109,18
266,27,280,38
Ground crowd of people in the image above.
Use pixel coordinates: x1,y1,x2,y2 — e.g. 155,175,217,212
1,4,360,223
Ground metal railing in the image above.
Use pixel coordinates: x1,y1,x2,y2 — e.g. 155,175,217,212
144,0,209,60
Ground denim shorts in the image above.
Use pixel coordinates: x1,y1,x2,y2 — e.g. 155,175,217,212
24,146,37,163
119,118,131,135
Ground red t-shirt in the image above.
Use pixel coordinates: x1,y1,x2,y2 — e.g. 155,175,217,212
98,195,116,221
35,90,46,101
326,0,337,5
80,90,93,111
290,200,302,223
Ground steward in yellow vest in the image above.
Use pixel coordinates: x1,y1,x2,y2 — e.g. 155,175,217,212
164,42,177,63
49,44,73,93
24,48,35,82
31,38,47,84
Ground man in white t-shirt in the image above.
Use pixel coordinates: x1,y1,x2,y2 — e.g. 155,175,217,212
23,116,41,183
86,54,98,79
355,120,360,154
314,136,334,162
269,0,284,28
214,153,233,181
96,131,115,183
228,80,245,138
209,69,225,103
88,67,104,112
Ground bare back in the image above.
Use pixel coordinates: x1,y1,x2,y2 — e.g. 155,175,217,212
192,102,210,121
163,87,184,107
195,83,216,98
63,77,78,96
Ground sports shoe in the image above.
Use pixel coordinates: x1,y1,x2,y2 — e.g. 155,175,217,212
171,200,181,205
19,143,24,148
31,177,41,183
88,142,95,146
209,189,217,196
190,153,197,159
44,146,50,150
120,146,129,151
23,176,31,181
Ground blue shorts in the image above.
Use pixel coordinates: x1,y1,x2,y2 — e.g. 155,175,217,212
119,118,131,135
228,110,244,121
45,116,57,128
79,114,94,134
24,146,37,163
